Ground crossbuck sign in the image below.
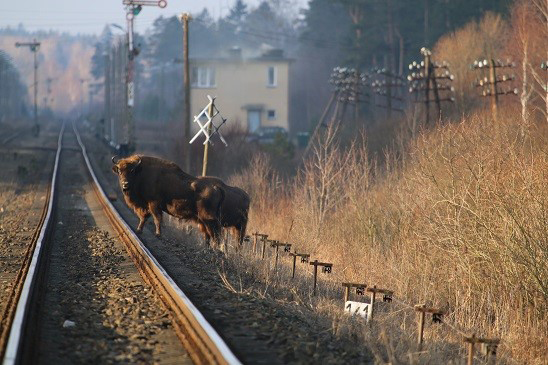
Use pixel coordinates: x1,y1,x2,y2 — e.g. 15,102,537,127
189,95,228,147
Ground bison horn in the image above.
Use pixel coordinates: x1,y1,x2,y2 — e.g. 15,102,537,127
135,156,142,168
111,155,119,164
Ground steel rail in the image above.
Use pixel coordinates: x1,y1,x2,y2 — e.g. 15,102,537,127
2,123,65,365
72,123,241,365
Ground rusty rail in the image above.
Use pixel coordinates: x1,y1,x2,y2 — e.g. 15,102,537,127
73,123,240,365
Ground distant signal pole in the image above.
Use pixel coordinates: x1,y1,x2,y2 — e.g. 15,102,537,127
177,13,191,173
15,39,41,136
121,0,167,155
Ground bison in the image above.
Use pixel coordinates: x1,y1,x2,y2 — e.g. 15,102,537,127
111,155,225,245
197,177,250,245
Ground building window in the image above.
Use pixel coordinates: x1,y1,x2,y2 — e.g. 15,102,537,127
267,66,277,87
267,109,276,120
191,66,216,88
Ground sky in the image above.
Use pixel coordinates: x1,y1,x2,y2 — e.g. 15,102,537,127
0,0,307,35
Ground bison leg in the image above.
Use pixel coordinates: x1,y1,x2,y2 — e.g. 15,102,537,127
148,202,163,237
136,209,150,234
237,221,247,246
200,219,222,249
198,222,211,246
206,219,223,248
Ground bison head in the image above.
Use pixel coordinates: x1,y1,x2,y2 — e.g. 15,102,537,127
111,155,142,192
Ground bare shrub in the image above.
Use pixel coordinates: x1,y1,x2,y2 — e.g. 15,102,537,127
229,109,547,363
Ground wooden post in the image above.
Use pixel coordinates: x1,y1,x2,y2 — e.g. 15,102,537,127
290,253,309,278
368,285,377,321
463,335,499,365
181,13,191,172
489,59,498,120
417,305,426,348
467,334,476,365
309,261,332,296
303,91,337,158
202,98,214,176
341,282,367,303
274,244,279,269
414,305,444,348
261,238,267,259
252,233,267,256
312,260,319,296
424,53,431,126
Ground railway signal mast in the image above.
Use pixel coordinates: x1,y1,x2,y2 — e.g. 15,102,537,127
121,0,167,155
14,39,41,136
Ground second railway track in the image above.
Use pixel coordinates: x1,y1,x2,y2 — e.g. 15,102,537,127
1,123,241,364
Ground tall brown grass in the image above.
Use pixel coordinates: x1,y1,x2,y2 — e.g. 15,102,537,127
229,110,547,364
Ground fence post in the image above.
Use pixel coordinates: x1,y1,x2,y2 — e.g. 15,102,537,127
368,285,377,321
417,304,426,348
344,286,350,303
467,334,476,365
274,244,279,269
292,254,297,278
312,260,319,296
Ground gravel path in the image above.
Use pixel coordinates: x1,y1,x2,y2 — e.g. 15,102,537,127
32,128,189,364
0,123,58,350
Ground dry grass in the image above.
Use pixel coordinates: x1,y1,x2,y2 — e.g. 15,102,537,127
226,110,547,364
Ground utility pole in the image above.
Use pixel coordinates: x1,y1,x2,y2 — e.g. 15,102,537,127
472,58,517,121
15,39,41,136
178,13,192,173
408,48,454,126
122,0,167,155
104,50,111,141
303,67,369,158
371,67,405,118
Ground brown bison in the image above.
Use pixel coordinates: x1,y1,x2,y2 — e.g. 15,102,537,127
111,155,225,245
197,177,250,245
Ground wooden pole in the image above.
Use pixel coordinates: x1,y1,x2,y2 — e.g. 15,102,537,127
274,245,279,269
467,335,475,365
424,53,430,126
201,99,214,176
368,285,377,321
261,238,266,259
489,59,498,120
33,47,38,136
253,233,257,254
303,91,337,158
417,305,426,348
292,254,297,278
182,13,192,173
312,260,319,296
344,286,350,303
354,69,359,123
104,51,111,140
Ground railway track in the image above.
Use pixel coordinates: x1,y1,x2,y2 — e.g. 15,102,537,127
0,123,241,364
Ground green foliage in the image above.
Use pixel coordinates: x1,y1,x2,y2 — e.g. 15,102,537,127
0,50,27,119
262,132,295,160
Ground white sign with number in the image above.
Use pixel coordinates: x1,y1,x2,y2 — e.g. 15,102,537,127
345,301,370,321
